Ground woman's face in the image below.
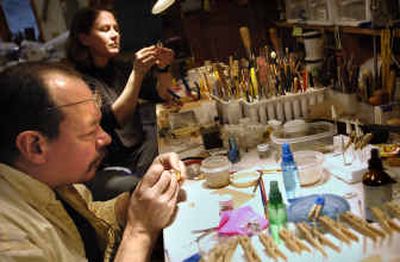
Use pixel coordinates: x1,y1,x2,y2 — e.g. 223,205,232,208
80,11,120,60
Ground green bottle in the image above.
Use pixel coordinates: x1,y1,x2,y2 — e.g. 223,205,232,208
268,181,288,243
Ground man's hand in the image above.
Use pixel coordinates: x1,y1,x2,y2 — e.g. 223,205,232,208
126,152,186,236
114,153,186,261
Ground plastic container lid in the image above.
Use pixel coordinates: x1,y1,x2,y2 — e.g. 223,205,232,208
283,119,307,134
200,155,231,174
271,121,335,145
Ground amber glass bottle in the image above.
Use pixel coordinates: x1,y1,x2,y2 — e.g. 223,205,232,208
363,148,396,222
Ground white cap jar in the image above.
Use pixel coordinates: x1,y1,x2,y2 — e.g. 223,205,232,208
200,156,231,188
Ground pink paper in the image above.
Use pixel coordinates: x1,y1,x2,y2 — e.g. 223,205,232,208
217,206,268,236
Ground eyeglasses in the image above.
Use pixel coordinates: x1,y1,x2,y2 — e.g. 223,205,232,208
47,91,102,112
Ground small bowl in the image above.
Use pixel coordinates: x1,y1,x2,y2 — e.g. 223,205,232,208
293,150,324,186
183,158,203,180
230,170,259,188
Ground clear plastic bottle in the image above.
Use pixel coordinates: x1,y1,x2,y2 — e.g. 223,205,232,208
280,143,300,200
268,180,288,243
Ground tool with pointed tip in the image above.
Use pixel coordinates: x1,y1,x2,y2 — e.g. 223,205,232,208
269,27,282,55
239,26,252,59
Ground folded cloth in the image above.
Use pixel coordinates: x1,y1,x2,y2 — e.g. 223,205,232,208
217,206,268,236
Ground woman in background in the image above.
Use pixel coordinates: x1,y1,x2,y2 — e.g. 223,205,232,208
67,7,174,199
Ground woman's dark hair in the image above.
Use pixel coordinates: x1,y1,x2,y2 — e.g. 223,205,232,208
66,7,115,70
0,62,81,165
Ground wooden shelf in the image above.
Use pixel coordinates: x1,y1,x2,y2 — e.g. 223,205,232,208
275,21,395,36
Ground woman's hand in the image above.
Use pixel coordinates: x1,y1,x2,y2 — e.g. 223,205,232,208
133,46,158,75
155,47,175,69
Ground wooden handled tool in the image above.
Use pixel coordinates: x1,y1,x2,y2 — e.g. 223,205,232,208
311,227,341,253
239,236,262,262
371,207,400,233
269,27,282,55
386,201,400,218
297,222,327,257
340,211,386,241
224,237,239,262
239,26,252,58
279,228,311,254
207,237,238,262
259,233,287,261
318,216,353,244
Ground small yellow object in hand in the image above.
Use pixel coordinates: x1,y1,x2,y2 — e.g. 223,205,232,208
170,169,181,182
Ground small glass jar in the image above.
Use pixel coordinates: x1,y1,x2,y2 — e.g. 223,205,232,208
257,143,270,159
201,156,231,188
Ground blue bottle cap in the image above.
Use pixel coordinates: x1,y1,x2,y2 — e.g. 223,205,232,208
183,253,202,262
281,143,294,163
315,196,325,206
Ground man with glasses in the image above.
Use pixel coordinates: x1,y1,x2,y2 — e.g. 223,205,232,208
0,62,185,261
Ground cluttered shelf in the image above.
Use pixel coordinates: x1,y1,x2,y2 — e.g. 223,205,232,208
275,21,400,37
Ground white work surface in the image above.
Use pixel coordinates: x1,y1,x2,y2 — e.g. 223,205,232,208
163,149,400,262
